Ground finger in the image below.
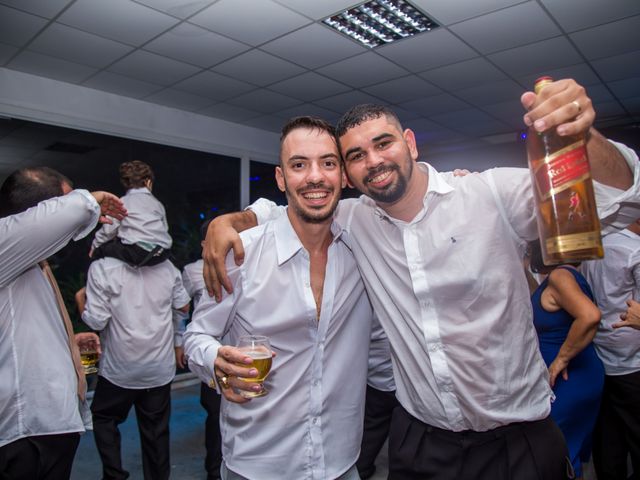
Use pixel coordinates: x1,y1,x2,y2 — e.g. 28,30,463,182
203,261,221,301
231,237,246,267
521,91,536,115
562,370,569,381
221,388,250,404
612,321,627,329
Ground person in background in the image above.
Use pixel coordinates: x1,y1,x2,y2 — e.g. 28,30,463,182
203,78,640,479
91,160,172,267
528,239,604,479
181,218,222,480
356,319,398,480
0,166,125,480
81,230,190,480
618,299,640,331
582,219,640,480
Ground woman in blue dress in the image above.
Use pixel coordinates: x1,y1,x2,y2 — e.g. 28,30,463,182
527,240,605,479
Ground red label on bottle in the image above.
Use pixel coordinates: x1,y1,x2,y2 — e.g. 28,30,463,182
533,141,590,200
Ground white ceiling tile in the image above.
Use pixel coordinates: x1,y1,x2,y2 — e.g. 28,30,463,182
593,100,627,119
540,0,640,32
197,102,262,122
0,0,72,18
411,0,525,25
399,93,470,117
29,23,132,69
108,50,201,86
268,72,350,101
132,0,216,19
482,100,527,128
363,75,441,104
313,91,383,113
145,23,250,68
388,105,422,121
377,29,477,72
244,114,286,132
227,89,302,114
82,71,163,98
583,83,615,104
0,42,18,65
211,50,306,86
429,109,511,136
273,0,356,20
173,70,255,100
591,50,640,82
454,79,525,106
272,103,341,122
316,52,408,88
190,0,310,46
450,2,560,54
488,37,582,77
619,96,640,114
58,0,179,46
519,63,601,89
8,50,96,83
419,58,508,91
607,77,640,100
570,15,640,61
144,88,216,111
403,117,444,136
261,23,366,69
0,5,47,47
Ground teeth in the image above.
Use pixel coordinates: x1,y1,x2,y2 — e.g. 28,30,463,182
369,171,392,184
303,192,327,199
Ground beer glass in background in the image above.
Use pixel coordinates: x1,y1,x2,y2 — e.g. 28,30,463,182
80,346,99,375
236,335,272,398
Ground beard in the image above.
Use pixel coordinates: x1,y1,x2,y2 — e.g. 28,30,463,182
284,180,340,224
361,160,412,205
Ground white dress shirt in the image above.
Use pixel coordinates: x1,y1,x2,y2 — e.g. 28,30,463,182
184,213,374,480
82,258,190,389
0,190,99,447
581,228,640,375
92,187,172,251
251,141,640,432
182,259,205,309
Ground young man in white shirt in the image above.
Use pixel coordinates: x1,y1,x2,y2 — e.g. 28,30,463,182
82,240,190,479
0,167,125,480
581,219,640,480
203,78,640,479
184,117,380,480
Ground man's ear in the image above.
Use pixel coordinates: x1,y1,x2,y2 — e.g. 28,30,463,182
403,128,419,161
275,166,286,192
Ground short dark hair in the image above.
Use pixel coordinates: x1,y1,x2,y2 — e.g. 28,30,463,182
280,116,335,144
335,104,402,138
199,218,213,242
119,160,154,189
0,166,72,217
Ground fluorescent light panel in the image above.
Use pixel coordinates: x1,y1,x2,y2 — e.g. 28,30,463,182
323,0,439,48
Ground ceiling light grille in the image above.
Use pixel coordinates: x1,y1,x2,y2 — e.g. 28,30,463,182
323,0,439,48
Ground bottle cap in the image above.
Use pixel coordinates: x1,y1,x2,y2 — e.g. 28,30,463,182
534,76,553,94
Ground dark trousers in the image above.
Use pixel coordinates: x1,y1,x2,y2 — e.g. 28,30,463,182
90,376,172,480
356,386,399,479
592,370,640,480
388,406,572,480
200,382,223,480
0,433,80,480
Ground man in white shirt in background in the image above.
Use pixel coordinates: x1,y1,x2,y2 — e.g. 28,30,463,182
582,218,640,480
203,79,640,479
181,218,222,480
81,229,190,480
184,116,381,480
0,166,125,480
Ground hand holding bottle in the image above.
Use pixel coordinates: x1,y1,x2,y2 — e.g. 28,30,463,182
521,78,595,138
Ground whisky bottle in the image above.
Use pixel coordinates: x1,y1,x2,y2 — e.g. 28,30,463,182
527,76,603,265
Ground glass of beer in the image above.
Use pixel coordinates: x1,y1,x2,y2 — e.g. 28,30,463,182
236,335,272,398
80,347,99,375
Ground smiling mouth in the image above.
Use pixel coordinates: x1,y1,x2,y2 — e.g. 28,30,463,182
302,191,329,199
368,170,393,184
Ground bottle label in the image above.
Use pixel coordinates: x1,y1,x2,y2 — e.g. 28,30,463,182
533,140,590,201
545,231,602,254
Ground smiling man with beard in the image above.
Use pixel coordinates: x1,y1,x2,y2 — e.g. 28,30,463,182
203,78,640,479
184,116,386,480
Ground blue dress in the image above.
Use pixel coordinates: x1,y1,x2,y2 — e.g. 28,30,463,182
531,266,604,478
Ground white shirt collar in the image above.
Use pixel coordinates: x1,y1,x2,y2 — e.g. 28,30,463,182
273,209,345,266
127,187,151,195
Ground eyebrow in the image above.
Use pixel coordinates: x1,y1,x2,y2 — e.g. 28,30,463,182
286,152,339,162
344,132,395,159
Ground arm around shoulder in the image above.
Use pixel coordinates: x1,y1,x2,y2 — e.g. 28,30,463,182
588,128,635,190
